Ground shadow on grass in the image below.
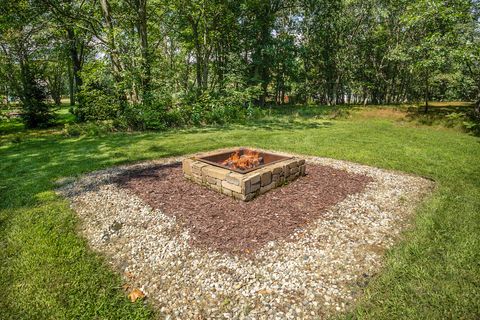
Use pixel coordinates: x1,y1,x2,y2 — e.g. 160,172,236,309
154,117,334,136
402,105,479,136
247,119,333,130
0,103,75,139
0,119,24,135
268,104,352,119
0,118,335,210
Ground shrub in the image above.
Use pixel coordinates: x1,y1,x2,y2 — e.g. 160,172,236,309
444,112,465,128
70,65,264,131
20,77,55,128
75,87,122,122
73,62,123,122
136,88,264,130
21,100,54,128
113,104,145,131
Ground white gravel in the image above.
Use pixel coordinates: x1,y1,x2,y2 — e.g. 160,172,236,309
57,149,434,319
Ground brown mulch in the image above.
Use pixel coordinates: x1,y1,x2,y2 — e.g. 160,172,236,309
116,163,372,255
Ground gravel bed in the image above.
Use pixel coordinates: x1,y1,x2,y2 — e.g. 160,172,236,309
57,149,434,319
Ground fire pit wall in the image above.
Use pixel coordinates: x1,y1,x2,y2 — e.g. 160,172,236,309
182,155,306,201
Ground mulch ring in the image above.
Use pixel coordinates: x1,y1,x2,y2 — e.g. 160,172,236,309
116,163,372,255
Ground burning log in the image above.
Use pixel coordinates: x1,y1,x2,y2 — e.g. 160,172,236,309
221,150,263,170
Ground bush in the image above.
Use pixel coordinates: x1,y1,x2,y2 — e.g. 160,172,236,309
20,78,55,128
135,88,264,130
113,104,145,131
186,89,264,126
21,100,55,128
75,88,122,122
73,62,123,122
444,112,465,128
71,63,264,131
140,101,181,130
463,120,478,134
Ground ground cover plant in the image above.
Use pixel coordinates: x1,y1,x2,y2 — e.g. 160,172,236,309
0,105,479,319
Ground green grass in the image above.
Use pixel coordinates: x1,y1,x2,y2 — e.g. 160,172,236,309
0,106,479,319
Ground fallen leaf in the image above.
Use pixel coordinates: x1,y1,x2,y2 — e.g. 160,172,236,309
122,283,130,291
257,289,272,295
128,288,145,302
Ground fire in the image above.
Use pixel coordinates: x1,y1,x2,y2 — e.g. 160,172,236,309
221,150,262,170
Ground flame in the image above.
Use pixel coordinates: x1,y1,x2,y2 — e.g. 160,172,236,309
221,150,262,170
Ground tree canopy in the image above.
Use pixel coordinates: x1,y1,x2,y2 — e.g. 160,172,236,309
1,0,479,127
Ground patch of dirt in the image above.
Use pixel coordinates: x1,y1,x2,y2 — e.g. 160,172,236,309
116,163,372,255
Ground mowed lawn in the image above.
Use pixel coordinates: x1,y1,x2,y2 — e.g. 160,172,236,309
0,107,479,319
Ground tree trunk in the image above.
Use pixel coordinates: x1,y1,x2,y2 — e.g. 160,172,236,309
474,96,480,120
100,0,130,106
252,8,273,107
136,0,151,102
424,71,429,113
191,20,203,95
66,28,83,98
5,85,9,106
68,59,74,106
100,0,124,80
201,6,209,92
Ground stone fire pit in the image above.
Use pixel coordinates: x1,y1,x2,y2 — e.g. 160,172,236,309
182,148,306,201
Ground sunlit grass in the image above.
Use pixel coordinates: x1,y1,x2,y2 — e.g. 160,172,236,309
0,105,479,319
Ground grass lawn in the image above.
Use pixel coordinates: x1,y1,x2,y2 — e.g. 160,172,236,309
0,105,479,319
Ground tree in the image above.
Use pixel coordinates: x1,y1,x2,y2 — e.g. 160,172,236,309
1,0,479,128
0,0,54,127
402,0,475,111
38,0,94,106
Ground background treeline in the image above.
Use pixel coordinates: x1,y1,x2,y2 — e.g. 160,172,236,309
1,0,479,128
